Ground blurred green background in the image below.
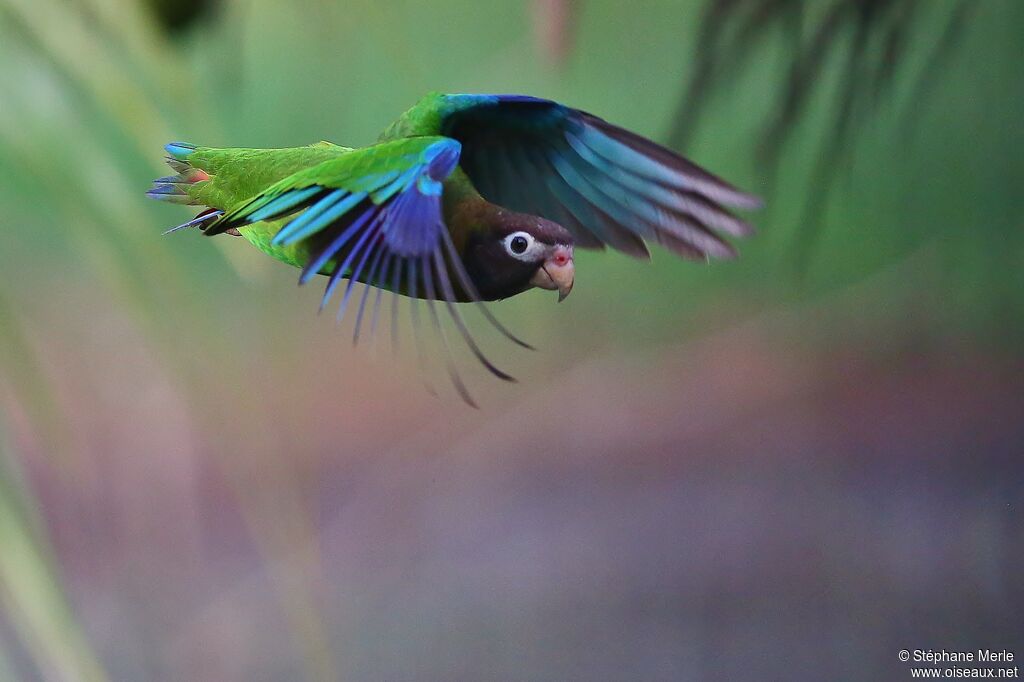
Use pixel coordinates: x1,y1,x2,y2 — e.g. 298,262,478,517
1,0,1021,679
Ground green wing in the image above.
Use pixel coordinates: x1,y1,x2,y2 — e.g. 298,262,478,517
209,137,451,237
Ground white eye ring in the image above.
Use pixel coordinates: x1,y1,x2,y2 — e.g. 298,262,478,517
503,231,541,261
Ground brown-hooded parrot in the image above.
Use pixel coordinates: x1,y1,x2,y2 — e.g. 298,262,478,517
148,92,761,403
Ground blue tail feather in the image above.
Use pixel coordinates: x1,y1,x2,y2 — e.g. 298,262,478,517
164,142,196,160
148,142,211,215
162,210,224,235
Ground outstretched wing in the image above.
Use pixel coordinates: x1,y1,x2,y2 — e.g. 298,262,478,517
205,136,526,406
438,94,761,260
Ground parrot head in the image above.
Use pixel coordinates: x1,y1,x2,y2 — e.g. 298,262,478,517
462,211,575,302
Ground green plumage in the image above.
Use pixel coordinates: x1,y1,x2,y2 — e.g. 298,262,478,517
377,91,451,141
185,142,351,206
164,110,481,276
176,142,350,270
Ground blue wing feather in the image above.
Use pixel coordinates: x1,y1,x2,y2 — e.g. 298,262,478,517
275,189,347,245
565,132,752,237
299,205,378,284
249,186,322,223
557,142,735,258
274,191,367,246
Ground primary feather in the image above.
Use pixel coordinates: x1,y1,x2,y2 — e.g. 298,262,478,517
433,93,759,260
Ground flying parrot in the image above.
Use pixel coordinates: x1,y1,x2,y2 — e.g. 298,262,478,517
148,92,761,403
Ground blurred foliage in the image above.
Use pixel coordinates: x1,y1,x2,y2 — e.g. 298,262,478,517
0,429,108,682
670,0,980,268
147,0,217,33
0,0,1021,678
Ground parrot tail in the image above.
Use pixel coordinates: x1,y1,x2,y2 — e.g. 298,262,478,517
148,142,228,234
146,142,206,205
161,207,224,235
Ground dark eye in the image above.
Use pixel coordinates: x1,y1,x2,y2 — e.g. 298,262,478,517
504,231,536,259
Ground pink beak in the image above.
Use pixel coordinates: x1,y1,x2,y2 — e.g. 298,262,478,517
530,245,575,301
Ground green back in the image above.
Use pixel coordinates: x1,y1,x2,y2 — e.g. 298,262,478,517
377,92,448,141
188,142,352,211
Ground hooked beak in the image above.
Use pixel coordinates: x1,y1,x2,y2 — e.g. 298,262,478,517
529,245,575,302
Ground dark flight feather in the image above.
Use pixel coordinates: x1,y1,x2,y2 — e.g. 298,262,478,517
441,94,759,261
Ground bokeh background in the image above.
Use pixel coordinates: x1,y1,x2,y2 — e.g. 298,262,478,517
1,0,1022,679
